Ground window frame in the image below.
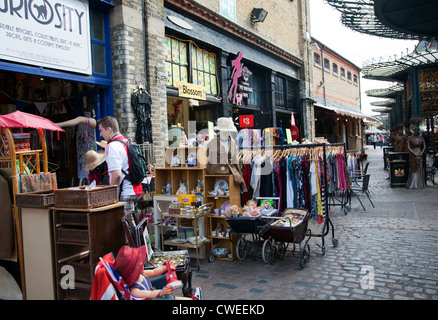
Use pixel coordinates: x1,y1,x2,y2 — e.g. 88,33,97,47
164,35,218,96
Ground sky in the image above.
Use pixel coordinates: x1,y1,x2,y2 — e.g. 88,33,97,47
309,0,418,116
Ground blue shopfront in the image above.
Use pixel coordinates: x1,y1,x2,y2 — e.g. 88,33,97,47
0,0,113,187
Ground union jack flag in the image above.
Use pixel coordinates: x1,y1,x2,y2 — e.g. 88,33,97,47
98,254,144,300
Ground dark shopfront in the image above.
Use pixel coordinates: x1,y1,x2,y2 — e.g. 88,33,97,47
0,1,114,189
164,6,304,140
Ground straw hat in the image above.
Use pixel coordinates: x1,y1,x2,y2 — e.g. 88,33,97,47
95,140,107,149
213,117,237,133
83,149,106,171
114,246,146,287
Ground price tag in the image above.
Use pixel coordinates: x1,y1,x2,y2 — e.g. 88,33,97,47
239,115,254,128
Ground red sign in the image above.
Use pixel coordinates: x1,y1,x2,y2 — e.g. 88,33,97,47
290,125,299,140
239,115,254,128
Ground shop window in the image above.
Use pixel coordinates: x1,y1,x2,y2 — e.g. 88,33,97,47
164,36,217,95
248,72,265,107
274,75,299,111
90,8,109,76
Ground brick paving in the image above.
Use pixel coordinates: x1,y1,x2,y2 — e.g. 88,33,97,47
191,146,438,300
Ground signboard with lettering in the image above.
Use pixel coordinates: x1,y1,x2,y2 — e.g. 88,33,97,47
0,0,92,75
177,82,206,100
227,51,253,106
239,115,253,128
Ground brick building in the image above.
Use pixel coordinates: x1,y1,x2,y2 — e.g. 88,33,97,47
111,0,315,165
311,37,364,150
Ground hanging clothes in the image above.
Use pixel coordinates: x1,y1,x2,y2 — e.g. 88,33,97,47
131,88,152,144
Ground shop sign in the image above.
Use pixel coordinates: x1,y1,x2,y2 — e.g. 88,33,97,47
227,51,253,106
177,82,206,100
239,115,253,128
0,0,92,75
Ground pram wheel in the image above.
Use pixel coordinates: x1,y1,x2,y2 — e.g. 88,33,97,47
236,238,248,261
277,242,287,260
261,239,272,264
298,243,310,268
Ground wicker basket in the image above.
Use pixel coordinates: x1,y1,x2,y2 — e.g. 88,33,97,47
15,190,55,208
54,185,118,209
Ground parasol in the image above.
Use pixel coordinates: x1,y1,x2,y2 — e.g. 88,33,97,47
0,111,64,132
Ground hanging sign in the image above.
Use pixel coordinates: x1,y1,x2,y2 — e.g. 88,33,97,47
239,115,253,128
0,0,92,75
177,82,206,100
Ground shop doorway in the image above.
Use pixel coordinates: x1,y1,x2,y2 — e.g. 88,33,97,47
0,70,111,188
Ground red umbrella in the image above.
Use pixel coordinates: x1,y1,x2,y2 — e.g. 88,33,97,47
0,111,64,132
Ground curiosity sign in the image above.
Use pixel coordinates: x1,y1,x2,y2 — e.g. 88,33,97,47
0,0,92,75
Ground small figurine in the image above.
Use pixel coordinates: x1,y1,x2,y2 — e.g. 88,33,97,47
195,178,203,196
165,181,172,195
209,180,228,196
176,179,188,195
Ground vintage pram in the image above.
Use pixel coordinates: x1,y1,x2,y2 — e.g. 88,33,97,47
262,208,312,268
225,201,278,263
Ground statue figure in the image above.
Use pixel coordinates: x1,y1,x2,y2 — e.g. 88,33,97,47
406,120,426,189
393,124,406,152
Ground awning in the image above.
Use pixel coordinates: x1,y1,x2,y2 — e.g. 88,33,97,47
314,102,367,119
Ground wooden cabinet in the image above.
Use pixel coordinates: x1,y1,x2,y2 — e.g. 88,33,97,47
204,174,241,261
52,202,125,300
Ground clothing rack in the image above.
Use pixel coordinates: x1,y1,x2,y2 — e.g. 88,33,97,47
326,143,351,216
239,142,339,255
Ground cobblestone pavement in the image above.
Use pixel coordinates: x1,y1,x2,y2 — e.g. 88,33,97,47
191,146,438,300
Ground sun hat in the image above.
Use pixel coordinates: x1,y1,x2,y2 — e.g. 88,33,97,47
114,246,147,287
95,140,107,149
213,117,237,133
83,150,106,172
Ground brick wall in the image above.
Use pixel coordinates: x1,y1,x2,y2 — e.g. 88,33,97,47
110,0,146,141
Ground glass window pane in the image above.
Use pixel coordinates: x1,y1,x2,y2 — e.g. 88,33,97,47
164,37,171,61
92,43,106,74
91,10,104,42
180,42,188,65
203,51,209,73
172,64,180,86
165,62,172,86
172,39,179,63
209,53,216,74
196,49,203,70
197,71,204,86
204,72,211,93
180,67,188,83
192,70,198,85
211,75,217,95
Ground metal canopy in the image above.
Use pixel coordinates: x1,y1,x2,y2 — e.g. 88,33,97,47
371,107,392,112
361,42,438,81
374,0,438,40
365,84,403,97
325,0,438,41
370,99,395,106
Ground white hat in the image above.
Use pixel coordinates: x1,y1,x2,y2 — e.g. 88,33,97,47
84,150,106,171
213,117,237,133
